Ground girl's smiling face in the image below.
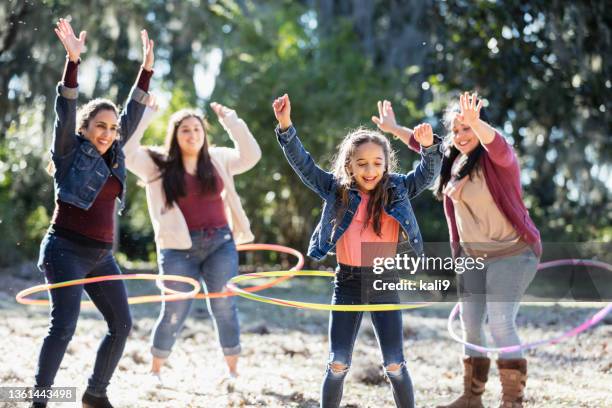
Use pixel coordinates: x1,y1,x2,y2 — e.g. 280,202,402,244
451,116,480,154
347,142,386,193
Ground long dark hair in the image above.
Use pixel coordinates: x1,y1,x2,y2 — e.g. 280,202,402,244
330,127,397,236
434,102,489,200
148,109,215,208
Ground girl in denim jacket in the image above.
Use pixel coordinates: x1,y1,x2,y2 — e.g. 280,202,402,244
272,94,442,408
33,20,152,408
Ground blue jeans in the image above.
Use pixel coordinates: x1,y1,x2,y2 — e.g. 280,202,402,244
151,226,241,357
321,265,414,408
35,233,132,397
458,248,539,359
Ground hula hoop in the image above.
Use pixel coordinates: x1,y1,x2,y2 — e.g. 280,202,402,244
15,274,201,306
156,243,304,300
447,259,612,353
227,270,431,312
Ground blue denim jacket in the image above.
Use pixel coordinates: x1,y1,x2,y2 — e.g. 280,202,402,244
51,83,149,213
276,125,442,260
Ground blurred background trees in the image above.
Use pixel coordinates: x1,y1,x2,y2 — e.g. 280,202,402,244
1,0,610,268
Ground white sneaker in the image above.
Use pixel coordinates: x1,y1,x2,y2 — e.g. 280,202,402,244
217,372,238,392
150,371,164,388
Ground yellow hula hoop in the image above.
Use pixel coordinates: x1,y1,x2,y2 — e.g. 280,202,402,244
227,270,431,312
15,274,201,306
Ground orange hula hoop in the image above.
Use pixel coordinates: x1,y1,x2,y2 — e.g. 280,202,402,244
157,243,304,300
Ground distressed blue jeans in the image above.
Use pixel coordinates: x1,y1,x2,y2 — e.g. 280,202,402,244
321,265,414,408
151,226,241,358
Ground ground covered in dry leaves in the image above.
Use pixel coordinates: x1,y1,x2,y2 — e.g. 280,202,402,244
0,267,610,407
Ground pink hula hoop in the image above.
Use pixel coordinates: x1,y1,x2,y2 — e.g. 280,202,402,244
447,259,611,353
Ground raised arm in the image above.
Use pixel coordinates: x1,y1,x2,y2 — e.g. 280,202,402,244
210,102,262,175
123,95,160,182
398,123,442,198
459,92,515,167
52,18,86,157
372,100,421,153
118,29,154,146
272,94,335,199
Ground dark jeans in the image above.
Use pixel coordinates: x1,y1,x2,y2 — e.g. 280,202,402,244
151,226,241,357
35,233,132,397
321,265,415,408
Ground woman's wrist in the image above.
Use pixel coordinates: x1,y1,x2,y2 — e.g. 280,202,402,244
62,58,80,88
391,125,410,137
136,67,153,92
465,118,480,129
393,125,412,140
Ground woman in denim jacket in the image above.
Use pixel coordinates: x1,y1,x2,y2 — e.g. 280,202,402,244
33,20,153,408
272,94,442,408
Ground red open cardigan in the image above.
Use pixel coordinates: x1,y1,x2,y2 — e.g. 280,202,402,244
407,132,542,258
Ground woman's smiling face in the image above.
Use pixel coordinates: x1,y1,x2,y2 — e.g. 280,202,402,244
176,116,206,157
451,116,480,154
80,109,119,154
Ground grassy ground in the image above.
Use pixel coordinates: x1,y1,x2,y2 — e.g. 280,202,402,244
0,267,610,407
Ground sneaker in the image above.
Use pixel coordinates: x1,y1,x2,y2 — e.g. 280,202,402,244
150,371,164,387
217,372,239,393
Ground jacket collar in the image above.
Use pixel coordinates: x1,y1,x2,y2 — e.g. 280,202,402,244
76,134,121,163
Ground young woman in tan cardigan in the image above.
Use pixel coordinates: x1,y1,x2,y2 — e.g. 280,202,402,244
124,100,261,384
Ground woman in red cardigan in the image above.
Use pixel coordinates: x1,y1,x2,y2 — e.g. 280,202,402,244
434,93,541,408
373,94,541,408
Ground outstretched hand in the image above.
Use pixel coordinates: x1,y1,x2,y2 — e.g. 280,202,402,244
457,92,483,127
272,94,292,130
141,29,154,71
210,102,235,120
54,18,86,62
371,100,399,134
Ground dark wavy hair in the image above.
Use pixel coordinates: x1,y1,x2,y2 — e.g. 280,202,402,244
77,98,119,134
47,99,119,176
433,101,490,200
330,127,397,236
147,109,215,208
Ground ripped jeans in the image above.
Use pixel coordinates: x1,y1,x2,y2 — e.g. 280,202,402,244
321,264,414,408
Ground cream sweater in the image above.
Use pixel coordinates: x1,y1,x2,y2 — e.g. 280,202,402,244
124,107,261,248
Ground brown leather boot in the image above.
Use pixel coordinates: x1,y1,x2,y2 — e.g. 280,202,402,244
497,358,527,408
437,357,491,408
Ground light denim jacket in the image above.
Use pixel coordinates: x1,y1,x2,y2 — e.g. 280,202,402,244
276,125,442,260
50,83,149,213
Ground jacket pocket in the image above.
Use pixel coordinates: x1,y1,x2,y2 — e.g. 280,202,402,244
74,144,99,170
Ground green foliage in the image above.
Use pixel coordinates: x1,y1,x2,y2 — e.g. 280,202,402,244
0,0,609,268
